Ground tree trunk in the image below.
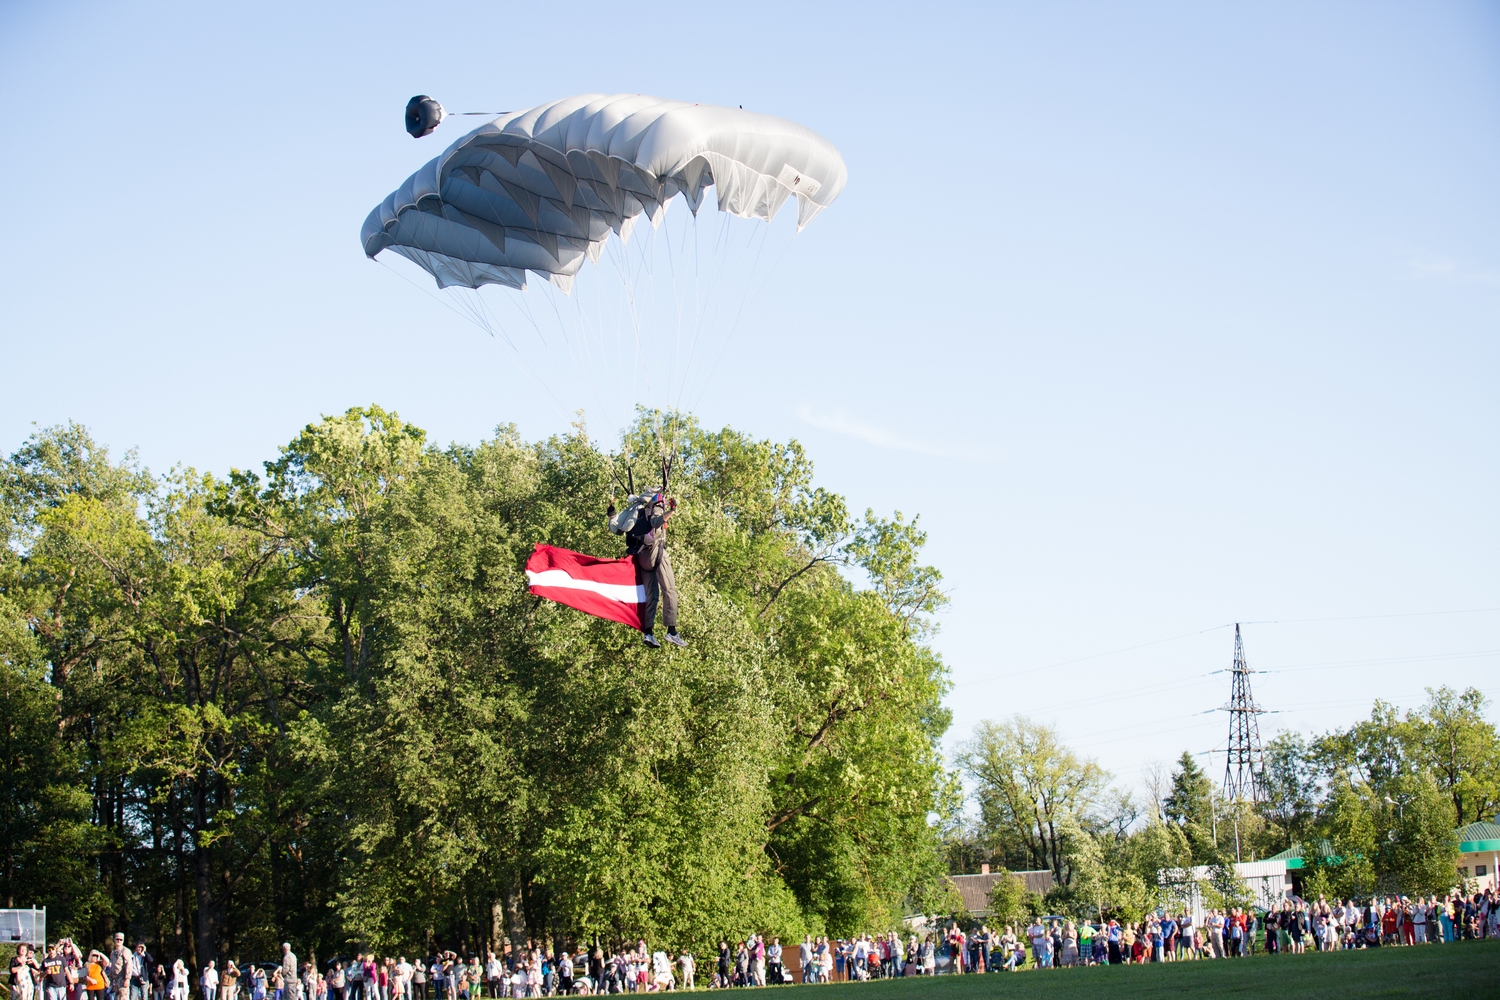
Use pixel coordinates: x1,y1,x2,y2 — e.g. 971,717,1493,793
505,881,524,949
193,777,218,969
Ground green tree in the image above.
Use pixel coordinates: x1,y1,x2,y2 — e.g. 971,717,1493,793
957,717,1109,885
1377,775,1460,896
0,596,99,926
1061,817,1152,922
1409,686,1500,826
984,869,1036,928
1302,779,1376,901
3,410,956,956
1257,730,1321,858
1164,751,1218,864
1201,862,1252,912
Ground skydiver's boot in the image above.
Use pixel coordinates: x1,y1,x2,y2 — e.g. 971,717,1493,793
642,632,662,648
664,630,687,647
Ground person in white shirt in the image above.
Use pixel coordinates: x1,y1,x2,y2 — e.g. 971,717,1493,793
1412,901,1428,943
202,962,219,1000
1026,922,1046,967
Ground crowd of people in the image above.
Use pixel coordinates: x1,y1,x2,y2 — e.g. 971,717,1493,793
934,890,1500,971
7,889,1497,999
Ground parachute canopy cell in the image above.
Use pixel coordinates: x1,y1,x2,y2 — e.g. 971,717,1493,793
362,93,848,292
405,95,446,138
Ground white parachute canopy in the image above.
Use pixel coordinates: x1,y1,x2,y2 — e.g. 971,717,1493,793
361,93,847,293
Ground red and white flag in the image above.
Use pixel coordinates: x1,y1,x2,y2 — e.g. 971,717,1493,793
525,543,645,631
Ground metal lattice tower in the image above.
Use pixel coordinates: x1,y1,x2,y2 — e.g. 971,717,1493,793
1221,623,1266,806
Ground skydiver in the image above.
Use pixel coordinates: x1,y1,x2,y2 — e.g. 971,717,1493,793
607,492,685,648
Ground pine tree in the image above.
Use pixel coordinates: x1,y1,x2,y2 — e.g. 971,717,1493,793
1164,751,1220,864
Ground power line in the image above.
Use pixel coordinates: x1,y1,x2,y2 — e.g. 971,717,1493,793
951,606,1500,691
1238,607,1500,626
1258,649,1500,673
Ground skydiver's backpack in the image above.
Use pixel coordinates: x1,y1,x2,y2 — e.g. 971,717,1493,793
609,492,662,537
608,492,651,535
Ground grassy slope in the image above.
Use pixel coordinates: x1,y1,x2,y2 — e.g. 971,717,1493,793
775,941,1500,999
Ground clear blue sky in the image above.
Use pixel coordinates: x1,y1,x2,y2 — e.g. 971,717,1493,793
3,1,1497,799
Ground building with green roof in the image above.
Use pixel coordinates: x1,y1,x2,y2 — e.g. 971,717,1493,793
1456,820,1500,891
1264,821,1500,892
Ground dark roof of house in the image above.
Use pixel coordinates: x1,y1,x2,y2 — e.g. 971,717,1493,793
947,870,1055,913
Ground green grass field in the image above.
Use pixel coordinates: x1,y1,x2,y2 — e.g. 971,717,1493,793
778,941,1500,999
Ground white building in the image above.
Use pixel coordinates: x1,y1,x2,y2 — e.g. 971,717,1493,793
1163,859,1290,926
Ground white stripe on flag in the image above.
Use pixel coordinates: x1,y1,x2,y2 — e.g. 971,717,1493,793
526,569,646,604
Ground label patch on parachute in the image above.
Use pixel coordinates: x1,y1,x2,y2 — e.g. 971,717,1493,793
777,164,822,197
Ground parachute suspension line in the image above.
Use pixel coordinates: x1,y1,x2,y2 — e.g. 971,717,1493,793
640,217,665,414
540,280,610,435
674,205,736,413
680,212,757,411
372,257,571,421
636,227,667,491
667,203,702,415
375,254,508,345
568,270,618,441
606,228,657,421
691,218,794,414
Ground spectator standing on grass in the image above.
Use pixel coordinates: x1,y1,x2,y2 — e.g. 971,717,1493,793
83,950,107,1000
398,958,413,1000
202,962,219,1000
484,952,502,1000
281,947,301,1000
40,942,65,1000
108,936,131,1000
12,944,41,1000
734,942,749,988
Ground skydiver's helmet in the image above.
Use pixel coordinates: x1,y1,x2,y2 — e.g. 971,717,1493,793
608,492,663,535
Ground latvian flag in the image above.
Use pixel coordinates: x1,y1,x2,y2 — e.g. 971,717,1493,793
525,543,646,631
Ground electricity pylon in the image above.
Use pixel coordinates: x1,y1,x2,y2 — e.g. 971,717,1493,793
1220,623,1265,862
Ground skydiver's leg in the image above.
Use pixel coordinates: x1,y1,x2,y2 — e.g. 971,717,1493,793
641,569,661,640
656,550,678,631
